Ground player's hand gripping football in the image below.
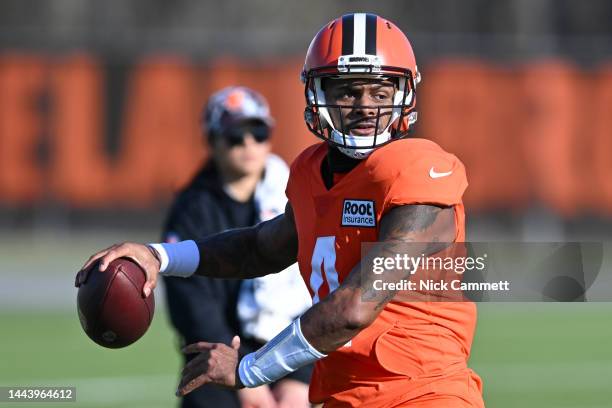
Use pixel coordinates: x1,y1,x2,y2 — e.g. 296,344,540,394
74,242,161,298
177,335,243,396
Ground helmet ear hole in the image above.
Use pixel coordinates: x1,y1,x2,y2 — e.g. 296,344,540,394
407,111,418,125
305,106,329,136
389,110,417,137
304,109,315,127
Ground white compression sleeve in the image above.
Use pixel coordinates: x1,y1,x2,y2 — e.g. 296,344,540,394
238,317,326,388
148,241,200,278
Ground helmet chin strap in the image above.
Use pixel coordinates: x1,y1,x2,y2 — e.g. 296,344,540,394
332,128,392,159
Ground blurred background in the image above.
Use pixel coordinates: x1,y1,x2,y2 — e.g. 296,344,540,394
1,1,611,407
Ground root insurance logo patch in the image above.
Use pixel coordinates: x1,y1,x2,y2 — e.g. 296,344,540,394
341,199,376,227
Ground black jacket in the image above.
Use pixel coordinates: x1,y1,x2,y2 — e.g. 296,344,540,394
161,161,258,349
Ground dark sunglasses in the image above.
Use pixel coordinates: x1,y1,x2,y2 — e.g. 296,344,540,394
224,125,270,147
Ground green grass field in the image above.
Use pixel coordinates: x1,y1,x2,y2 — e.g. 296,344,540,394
1,304,612,407
472,304,612,408
0,311,181,408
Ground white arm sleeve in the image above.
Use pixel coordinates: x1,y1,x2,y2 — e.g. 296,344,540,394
238,317,326,388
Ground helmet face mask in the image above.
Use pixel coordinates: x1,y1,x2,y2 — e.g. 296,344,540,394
302,13,420,159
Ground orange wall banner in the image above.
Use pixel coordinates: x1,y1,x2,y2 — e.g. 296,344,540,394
0,54,611,215
0,55,46,204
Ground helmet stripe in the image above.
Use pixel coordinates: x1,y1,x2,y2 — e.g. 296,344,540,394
353,13,366,55
341,14,354,55
365,13,377,55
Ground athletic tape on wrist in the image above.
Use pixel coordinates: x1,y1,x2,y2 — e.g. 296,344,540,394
147,240,199,278
148,244,169,272
238,317,326,387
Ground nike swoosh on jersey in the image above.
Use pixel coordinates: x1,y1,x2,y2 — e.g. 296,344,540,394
429,167,453,178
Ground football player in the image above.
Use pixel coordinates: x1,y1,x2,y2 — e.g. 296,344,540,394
76,13,484,407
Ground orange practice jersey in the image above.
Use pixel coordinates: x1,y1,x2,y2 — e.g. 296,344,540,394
286,139,481,407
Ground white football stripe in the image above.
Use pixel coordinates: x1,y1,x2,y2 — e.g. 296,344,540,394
353,13,366,55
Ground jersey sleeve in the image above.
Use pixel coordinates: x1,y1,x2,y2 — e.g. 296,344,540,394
385,145,468,209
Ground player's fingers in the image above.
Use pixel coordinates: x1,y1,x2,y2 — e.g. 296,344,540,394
74,267,93,287
98,243,134,271
182,341,215,354
80,249,110,273
142,282,153,298
177,374,210,397
178,358,211,396
142,268,157,298
76,250,111,286
181,353,207,376
123,245,159,297
141,272,154,298
231,335,241,350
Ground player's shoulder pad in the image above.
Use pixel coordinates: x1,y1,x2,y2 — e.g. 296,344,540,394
370,138,468,207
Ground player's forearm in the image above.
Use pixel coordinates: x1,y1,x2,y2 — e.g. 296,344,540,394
195,223,291,279
152,210,297,280
299,286,373,353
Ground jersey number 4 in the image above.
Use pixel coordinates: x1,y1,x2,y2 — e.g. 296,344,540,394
310,236,340,304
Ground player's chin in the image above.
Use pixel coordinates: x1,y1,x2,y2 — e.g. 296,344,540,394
347,127,377,136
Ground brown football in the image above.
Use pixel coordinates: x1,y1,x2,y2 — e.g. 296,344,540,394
77,258,154,348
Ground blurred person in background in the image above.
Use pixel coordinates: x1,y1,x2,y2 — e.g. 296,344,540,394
161,86,312,408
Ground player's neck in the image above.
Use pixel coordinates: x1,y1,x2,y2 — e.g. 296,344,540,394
327,146,362,173
322,146,363,189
